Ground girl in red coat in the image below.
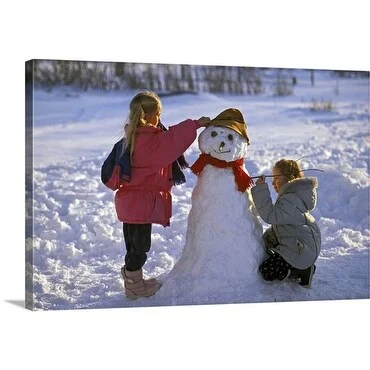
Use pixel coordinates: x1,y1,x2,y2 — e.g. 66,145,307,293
102,91,210,299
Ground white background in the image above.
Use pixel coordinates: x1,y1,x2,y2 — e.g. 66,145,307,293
0,1,369,369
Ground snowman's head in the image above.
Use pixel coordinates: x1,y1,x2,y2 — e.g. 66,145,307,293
198,125,248,162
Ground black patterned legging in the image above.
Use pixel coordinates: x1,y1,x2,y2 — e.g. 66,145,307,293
259,252,293,281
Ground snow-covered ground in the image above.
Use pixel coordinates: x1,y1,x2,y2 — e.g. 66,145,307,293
27,70,369,310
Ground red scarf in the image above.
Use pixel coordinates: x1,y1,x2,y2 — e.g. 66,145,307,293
190,153,254,192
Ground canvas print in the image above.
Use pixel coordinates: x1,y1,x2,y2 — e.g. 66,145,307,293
25,59,369,311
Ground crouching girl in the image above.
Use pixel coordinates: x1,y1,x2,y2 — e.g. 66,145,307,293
251,159,321,287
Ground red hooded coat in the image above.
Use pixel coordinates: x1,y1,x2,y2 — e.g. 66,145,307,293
105,119,201,226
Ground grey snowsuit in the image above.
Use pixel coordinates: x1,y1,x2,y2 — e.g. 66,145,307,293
251,177,321,269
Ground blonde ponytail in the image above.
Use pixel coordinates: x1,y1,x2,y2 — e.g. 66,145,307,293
123,91,162,161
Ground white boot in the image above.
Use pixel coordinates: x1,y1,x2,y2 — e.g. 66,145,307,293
121,266,160,299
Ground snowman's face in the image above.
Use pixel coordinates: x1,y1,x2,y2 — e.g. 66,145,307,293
198,126,248,162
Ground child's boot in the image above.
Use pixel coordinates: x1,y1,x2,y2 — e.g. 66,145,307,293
291,265,316,287
121,266,160,299
121,266,158,285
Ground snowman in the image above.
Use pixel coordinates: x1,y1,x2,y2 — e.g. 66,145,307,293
157,108,266,305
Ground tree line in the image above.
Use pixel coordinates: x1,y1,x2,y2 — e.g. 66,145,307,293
25,60,368,96
26,60,271,95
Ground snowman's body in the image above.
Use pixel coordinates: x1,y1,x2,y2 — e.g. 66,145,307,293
158,125,266,305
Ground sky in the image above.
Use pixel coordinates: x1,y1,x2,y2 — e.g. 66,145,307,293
1,1,370,370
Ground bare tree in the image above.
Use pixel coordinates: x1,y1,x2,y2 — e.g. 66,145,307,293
310,70,315,87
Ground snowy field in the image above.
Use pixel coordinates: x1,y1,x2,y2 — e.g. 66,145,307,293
27,70,369,310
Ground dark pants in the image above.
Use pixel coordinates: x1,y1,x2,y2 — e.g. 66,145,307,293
259,252,292,281
123,223,152,271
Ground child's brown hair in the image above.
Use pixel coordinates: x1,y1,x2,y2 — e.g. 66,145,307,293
274,159,303,181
